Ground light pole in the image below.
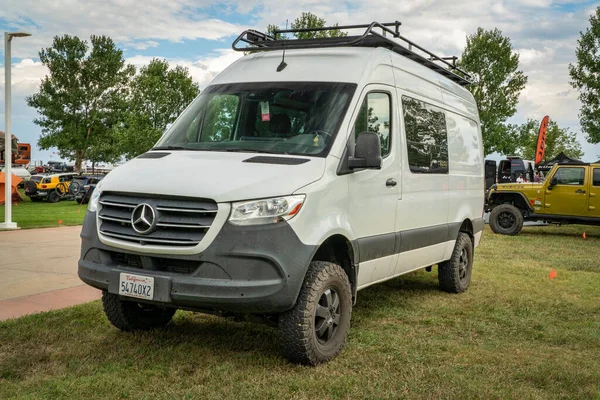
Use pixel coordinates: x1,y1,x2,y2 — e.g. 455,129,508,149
1,31,31,230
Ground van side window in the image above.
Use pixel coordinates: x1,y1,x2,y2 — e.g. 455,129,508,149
594,169,600,186
354,92,391,157
402,97,448,174
553,167,585,185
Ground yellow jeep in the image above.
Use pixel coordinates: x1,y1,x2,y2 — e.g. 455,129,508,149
24,173,77,203
486,162,600,235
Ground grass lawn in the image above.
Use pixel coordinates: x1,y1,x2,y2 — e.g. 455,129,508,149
1,225,599,399
0,190,86,229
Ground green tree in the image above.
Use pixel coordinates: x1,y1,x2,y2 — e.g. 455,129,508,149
118,59,200,158
268,12,347,40
27,35,134,172
459,28,528,156
569,6,600,144
514,119,583,161
291,12,347,39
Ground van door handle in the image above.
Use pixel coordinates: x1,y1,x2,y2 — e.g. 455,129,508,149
386,178,397,187
575,189,586,194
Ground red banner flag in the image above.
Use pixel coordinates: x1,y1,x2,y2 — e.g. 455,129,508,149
535,116,549,165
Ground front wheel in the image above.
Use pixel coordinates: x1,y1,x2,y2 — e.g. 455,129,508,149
279,261,352,365
102,291,176,331
438,232,473,293
489,204,524,235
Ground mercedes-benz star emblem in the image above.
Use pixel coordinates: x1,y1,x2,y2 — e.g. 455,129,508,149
131,203,157,235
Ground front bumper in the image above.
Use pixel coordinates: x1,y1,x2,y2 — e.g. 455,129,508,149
78,211,316,313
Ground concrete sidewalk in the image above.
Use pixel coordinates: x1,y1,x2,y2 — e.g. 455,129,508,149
0,226,101,321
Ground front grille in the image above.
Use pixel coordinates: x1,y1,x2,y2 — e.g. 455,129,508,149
98,192,218,247
111,252,143,268
110,252,200,274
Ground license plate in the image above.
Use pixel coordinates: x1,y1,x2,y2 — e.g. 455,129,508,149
119,273,154,300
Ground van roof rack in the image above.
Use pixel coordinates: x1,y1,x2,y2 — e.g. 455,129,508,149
232,21,472,87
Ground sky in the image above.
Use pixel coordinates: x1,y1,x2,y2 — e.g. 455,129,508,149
0,0,599,164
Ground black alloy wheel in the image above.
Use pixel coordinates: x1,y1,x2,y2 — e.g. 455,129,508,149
315,288,341,344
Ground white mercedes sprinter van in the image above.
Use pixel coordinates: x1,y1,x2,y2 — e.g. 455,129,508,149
79,21,485,365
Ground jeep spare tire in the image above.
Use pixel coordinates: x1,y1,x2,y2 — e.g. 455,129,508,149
25,180,37,195
489,204,524,235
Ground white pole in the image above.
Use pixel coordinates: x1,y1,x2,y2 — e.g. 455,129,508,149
1,32,16,229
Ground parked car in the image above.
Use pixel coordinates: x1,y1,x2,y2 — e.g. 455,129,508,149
78,21,485,365
24,173,77,203
71,175,104,204
487,161,600,235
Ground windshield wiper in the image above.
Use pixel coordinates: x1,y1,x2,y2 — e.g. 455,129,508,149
223,149,287,155
151,145,189,151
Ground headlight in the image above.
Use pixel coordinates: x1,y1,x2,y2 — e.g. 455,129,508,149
229,195,305,226
87,180,103,212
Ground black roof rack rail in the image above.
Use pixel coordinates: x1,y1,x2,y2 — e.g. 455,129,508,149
232,21,472,86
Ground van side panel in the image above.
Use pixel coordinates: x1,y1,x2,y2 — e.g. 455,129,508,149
393,78,450,274
445,111,485,255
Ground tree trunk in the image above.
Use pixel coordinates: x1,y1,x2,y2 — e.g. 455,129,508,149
75,150,84,174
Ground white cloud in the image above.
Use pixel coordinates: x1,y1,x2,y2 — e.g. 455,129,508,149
0,59,48,96
125,41,160,51
126,49,243,88
517,47,555,68
0,0,243,58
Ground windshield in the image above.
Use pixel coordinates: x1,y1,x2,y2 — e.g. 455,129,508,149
155,82,356,157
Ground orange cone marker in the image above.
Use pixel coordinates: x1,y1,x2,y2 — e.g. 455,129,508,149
58,219,63,225
583,232,587,239
549,269,557,280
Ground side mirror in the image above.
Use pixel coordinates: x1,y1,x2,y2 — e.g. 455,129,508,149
348,132,382,170
548,177,558,190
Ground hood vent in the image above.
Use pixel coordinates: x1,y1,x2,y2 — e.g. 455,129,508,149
243,156,310,165
138,152,171,159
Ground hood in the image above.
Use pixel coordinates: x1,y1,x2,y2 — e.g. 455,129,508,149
495,183,538,191
100,151,326,202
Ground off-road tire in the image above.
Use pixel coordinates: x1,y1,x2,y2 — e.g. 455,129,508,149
102,291,176,331
489,204,524,235
24,180,37,195
438,232,473,293
30,196,42,202
47,191,60,203
69,181,81,195
278,261,352,366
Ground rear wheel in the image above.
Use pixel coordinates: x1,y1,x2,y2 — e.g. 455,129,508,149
438,232,473,293
278,261,352,365
489,204,524,235
47,191,60,203
30,196,42,202
102,291,176,331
